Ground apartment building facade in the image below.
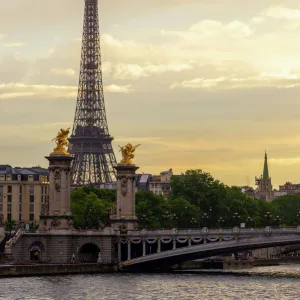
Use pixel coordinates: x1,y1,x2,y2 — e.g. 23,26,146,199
0,165,49,224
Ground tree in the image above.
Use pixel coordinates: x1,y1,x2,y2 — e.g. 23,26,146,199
4,220,17,235
71,188,113,229
271,194,300,226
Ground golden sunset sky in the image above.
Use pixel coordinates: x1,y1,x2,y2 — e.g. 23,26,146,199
1,0,300,188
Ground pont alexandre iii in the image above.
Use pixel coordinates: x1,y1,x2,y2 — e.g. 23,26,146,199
2,129,140,267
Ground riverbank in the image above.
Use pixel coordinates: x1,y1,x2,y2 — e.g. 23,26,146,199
0,263,118,277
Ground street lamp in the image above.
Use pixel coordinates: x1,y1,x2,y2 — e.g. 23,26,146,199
296,211,300,226
201,213,209,228
264,212,273,226
274,215,281,227
139,214,148,229
246,217,254,228
232,212,240,227
217,217,225,228
190,217,197,228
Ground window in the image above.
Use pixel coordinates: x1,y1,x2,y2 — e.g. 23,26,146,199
6,175,11,181
29,186,34,195
28,175,33,181
0,175,5,181
7,194,12,222
17,175,21,181
19,186,22,194
19,194,22,222
7,185,12,194
29,193,34,221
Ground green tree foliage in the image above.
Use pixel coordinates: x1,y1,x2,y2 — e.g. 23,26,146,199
71,186,115,229
4,220,17,234
70,170,300,230
271,194,300,226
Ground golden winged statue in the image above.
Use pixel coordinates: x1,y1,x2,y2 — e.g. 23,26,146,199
118,143,141,164
51,128,71,155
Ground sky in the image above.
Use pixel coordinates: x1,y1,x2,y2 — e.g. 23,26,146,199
2,0,300,188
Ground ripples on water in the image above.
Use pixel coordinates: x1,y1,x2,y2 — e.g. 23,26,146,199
1,265,300,300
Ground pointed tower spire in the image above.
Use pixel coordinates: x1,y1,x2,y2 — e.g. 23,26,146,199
263,150,269,180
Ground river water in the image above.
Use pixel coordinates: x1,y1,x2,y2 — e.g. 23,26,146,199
1,265,300,300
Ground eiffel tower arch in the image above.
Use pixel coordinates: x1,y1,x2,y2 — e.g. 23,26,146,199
69,0,117,186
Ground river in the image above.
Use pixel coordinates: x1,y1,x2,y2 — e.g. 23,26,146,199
1,265,300,300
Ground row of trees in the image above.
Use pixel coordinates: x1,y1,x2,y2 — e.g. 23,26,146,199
70,169,300,229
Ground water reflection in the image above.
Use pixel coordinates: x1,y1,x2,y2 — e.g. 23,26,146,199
0,265,300,300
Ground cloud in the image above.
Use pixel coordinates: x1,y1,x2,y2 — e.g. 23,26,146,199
162,19,253,43
0,82,134,101
105,84,134,93
105,62,193,80
263,6,300,20
4,42,25,48
51,68,76,77
170,71,300,90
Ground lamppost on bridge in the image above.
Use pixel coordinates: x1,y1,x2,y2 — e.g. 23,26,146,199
264,212,273,226
232,212,240,227
190,217,197,228
217,217,225,228
162,212,176,229
201,213,209,228
139,214,148,229
245,217,254,228
296,211,300,226
273,215,281,227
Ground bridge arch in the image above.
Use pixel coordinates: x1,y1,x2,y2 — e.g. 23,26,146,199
28,241,45,261
78,243,100,263
122,234,300,270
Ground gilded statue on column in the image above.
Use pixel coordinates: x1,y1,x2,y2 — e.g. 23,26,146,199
118,143,141,164
51,128,71,156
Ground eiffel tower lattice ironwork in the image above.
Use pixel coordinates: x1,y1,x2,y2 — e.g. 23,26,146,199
69,0,117,186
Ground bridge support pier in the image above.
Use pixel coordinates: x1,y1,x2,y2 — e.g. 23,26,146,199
157,239,161,253
118,241,121,262
127,241,131,260
142,241,146,256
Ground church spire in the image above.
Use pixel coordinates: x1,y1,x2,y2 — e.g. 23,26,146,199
263,150,269,180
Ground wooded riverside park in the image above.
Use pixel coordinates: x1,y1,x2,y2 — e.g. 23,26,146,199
69,169,300,230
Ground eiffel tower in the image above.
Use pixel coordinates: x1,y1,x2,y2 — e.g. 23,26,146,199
69,0,117,186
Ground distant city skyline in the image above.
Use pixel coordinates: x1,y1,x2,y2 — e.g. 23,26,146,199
2,0,300,187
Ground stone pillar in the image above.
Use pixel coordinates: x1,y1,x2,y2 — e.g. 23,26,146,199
127,240,131,261
118,241,122,262
173,238,176,250
157,238,161,253
0,214,4,239
39,153,73,233
110,164,139,231
142,240,146,256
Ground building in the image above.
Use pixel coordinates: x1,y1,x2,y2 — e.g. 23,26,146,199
135,174,152,191
0,165,49,224
148,169,185,199
278,182,300,195
255,152,274,201
241,186,255,198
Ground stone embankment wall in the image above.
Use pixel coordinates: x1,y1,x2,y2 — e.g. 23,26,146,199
0,263,118,278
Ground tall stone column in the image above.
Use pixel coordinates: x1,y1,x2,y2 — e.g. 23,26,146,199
0,214,4,238
39,153,73,233
110,164,139,231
